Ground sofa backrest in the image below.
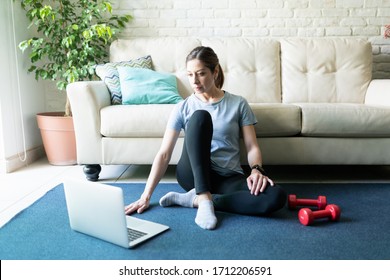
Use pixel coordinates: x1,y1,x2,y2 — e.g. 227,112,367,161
110,37,282,103
110,37,372,105
280,38,372,104
201,38,281,103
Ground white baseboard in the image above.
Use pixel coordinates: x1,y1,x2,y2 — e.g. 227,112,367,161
0,146,45,173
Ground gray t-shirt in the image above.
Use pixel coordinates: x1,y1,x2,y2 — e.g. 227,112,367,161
167,91,257,175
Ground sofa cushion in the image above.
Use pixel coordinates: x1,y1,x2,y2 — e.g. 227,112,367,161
95,55,153,105
201,38,281,103
101,103,301,138
298,103,390,137
118,67,183,105
281,38,372,104
101,105,176,137
250,104,301,136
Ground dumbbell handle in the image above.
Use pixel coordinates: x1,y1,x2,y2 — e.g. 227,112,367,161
297,198,321,206
311,209,333,219
299,204,341,226
288,195,327,209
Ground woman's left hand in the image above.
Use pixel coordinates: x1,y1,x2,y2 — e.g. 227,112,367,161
246,170,274,195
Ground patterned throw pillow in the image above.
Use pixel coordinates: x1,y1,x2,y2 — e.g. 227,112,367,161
95,55,153,104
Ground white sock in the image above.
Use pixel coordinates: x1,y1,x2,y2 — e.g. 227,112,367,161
159,188,196,208
195,200,217,230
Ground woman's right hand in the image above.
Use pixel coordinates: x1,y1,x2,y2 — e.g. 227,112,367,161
124,129,179,215
124,197,150,215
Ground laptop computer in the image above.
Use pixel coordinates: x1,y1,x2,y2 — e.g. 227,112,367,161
63,179,169,248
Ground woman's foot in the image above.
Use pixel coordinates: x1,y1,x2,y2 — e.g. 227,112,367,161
195,200,217,230
160,190,217,230
159,188,196,208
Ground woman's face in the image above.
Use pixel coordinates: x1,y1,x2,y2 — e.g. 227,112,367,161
186,59,217,94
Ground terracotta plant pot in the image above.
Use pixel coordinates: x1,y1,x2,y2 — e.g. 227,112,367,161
36,112,77,165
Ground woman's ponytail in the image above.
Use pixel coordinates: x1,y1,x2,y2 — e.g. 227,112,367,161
214,64,224,89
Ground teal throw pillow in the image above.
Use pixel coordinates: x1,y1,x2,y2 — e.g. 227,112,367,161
95,55,153,105
118,67,183,105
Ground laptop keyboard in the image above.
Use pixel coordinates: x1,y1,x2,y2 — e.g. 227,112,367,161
127,228,147,242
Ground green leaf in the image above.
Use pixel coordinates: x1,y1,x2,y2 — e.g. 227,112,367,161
56,81,67,91
39,69,48,79
104,2,112,14
28,65,37,73
18,40,30,52
39,5,52,21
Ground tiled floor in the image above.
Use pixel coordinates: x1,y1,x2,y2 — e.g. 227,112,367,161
1,157,390,228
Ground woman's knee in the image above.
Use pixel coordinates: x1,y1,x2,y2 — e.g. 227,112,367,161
187,110,212,131
263,185,287,214
192,110,211,121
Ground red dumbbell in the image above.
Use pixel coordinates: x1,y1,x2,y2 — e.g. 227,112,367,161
298,204,341,226
288,194,327,210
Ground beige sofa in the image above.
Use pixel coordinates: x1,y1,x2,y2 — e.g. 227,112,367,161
67,37,390,181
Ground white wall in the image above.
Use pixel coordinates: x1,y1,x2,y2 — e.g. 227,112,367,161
114,0,390,78
0,0,46,173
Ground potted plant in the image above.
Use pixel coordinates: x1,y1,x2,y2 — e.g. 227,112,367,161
17,0,130,165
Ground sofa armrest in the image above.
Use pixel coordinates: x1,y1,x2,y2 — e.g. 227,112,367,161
365,79,390,107
67,81,111,164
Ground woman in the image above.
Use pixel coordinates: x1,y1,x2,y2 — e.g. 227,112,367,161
125,46,287,230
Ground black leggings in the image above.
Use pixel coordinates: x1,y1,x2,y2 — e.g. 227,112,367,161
176,110,287,216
